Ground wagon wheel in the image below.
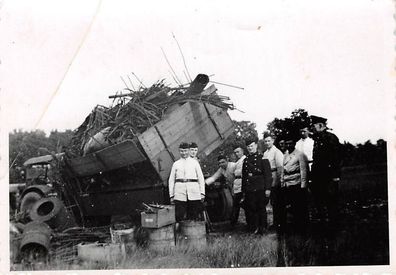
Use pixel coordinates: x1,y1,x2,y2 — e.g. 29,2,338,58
205,185,234,222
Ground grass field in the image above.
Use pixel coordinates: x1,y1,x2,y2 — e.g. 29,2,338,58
11,164,389,270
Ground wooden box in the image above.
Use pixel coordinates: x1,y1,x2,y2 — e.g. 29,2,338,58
141,205,175,228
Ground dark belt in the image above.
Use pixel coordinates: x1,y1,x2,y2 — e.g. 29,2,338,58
175,179,198,183
235,176,242,179
271,168,277,172
284,170,300,176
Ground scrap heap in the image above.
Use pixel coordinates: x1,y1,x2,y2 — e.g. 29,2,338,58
68,74,234,156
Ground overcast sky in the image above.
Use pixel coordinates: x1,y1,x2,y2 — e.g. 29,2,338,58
1,0,394,144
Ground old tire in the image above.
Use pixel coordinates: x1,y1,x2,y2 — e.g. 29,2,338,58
29,197,75,231
19,221,52,263
20,192,43,215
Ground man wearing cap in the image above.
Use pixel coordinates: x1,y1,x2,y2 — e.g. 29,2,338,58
168,142,206,221
310,115,341,224
263,132,284,231
295,124,314,170
281,135,309,231
242,136,272,234
189,142,199,160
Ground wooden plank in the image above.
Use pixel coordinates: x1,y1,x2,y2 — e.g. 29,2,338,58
205,104,234,139
68,140,147,177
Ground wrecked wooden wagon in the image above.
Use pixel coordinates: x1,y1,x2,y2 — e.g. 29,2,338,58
17,75,236,227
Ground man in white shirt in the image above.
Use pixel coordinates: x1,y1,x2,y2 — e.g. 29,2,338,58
295,125,314,169
205,155,236,189
263,132,284,231
169,142,205,221
281,135,309,232
230,146,246,227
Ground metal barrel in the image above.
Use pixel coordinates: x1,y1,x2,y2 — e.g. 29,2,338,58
146,224,175,252
29,197,76,231
177,220,206,250
19,221,52,261
77,242,125,264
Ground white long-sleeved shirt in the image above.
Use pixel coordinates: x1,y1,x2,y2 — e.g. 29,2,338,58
281,149,308,188
168,157,205,201
233,155,246,194
295,137,314,162
263,145,284,187
205,162,236,187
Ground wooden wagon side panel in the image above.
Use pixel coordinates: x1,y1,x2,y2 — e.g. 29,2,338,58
139,86,234,182
68,140,147,177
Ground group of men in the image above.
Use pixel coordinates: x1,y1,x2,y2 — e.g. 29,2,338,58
168,115,341,234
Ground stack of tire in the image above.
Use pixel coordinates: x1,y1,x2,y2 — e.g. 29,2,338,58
19,187,76,231
15,188,76,263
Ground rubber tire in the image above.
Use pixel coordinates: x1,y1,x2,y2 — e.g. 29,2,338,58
20,192,43,215
29,197,74,231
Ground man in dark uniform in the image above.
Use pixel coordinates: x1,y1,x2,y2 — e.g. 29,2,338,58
309,115,341,224
242,136,272,234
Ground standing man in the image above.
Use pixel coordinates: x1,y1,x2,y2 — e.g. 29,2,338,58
263,132,284,231
281,135,309,232
242,136,272,235
205,155,236,189
231,146,246,227
189,142,199,160
295,124,314,170
277,138,287,154
169,142,206,221
309,115,341,224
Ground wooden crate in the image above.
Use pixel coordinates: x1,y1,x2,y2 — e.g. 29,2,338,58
141,205,175,228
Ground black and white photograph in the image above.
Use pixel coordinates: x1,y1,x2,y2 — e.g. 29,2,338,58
1,0,394,273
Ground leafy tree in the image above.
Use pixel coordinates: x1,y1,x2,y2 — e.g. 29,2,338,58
201,120,258,174
266,108,310,145
234,120,258,141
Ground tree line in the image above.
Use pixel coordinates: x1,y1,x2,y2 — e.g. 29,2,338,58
9,109,387,182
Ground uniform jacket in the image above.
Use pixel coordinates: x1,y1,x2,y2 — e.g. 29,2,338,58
242,152,272,193
263,145,283,187
233,155,246,194
311,131,341,180
168,157,205,201
281,149,308,188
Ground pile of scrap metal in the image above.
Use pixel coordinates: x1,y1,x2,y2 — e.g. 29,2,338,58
68,74,234,156
10,220,110,266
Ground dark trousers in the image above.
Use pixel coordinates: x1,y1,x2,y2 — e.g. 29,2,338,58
230,192,243,226
270,186,284,228
310,179,339,222
245,190,269,231
174,200,203,222
280,185,309,231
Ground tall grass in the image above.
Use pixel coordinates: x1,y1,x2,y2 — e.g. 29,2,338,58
17,233,278,270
